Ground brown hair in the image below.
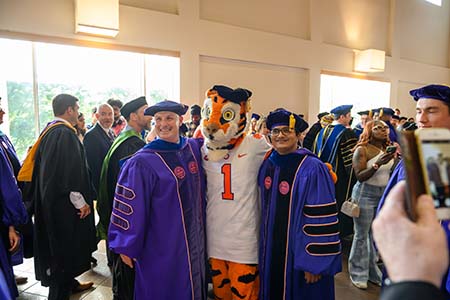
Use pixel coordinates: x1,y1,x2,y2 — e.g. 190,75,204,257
353,120,391,151
52,94,78,116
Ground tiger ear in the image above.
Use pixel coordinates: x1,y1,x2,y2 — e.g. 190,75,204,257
246,99,252,113
207,89,218,98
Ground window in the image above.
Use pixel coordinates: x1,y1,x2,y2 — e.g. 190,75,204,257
320,73,391,127
425,0,442,7
0,39,35,159
0,38,180,159
34,43,145,131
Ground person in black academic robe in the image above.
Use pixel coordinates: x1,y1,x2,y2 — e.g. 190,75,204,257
303,112,328,151
97,96,150,300
20,94,97,300
83,104,115,194
313,105,358,237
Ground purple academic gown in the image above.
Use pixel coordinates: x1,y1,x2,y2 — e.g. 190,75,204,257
108,137,206,300
0,132,21,177
378,161,450,298
0,146,27,299
0,132,27,266
258,149,342,300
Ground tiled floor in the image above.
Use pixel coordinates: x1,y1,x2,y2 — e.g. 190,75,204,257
14,241,112,300
14,239,379,300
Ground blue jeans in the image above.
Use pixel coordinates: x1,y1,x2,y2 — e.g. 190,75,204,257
348,182,384,283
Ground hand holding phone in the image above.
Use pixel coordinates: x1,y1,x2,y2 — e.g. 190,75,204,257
401,128,450,221
386,145,397,154
374,151,395,167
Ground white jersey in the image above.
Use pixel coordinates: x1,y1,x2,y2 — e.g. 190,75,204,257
202,134,271,263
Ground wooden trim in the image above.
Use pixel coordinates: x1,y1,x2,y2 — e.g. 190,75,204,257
0,30,179,57
321,69,390,83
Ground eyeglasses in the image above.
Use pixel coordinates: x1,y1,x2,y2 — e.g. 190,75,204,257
270,127,292,136
373,125,389,131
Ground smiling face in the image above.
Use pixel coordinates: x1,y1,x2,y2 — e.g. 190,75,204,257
270,125,299,155
96,104,114,129
154,111,182,143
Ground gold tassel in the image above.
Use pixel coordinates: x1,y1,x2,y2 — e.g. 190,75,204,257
289,114,295,130
379,108,383,118
368,109,373,118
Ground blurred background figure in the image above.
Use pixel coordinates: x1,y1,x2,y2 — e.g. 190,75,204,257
249,113,261,134
391,115,400,129
185,104,201,138
87,107,97,130
107,99,127,135
296,114,309,148
303,111,328,151
75,112,87,142
377,107,398,143
354,110,373,139
255,116,269,136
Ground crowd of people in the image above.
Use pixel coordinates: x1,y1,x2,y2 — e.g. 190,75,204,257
0,83,448,300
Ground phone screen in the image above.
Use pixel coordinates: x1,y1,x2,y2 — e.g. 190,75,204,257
421,139,450,214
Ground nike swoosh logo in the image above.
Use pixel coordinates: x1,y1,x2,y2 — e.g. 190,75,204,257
237,153,247,158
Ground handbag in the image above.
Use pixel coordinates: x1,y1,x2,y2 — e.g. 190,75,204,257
341,198,360,218
340,168,360,218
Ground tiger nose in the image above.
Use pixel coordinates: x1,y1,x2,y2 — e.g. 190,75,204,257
205,123,219,134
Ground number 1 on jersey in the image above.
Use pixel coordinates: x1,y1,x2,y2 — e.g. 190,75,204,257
221,163,234,200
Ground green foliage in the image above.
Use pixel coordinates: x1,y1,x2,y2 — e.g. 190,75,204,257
37,83,94,130
6,81,35,159
148,89,167,104
6,81,138,158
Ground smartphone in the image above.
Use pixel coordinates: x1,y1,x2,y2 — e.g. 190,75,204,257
401,128,450,221
386,145,397,154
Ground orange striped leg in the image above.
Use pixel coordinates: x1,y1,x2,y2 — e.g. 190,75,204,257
209,258,232,300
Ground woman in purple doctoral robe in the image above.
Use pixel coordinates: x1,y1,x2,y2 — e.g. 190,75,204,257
0,147,27,299
108,136,207,300
258,148,342,300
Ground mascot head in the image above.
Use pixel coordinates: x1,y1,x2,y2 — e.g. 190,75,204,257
202,85,252,161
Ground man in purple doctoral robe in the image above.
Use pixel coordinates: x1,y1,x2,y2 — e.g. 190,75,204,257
258,109,341,300
0,145,27,299
108,100,207,300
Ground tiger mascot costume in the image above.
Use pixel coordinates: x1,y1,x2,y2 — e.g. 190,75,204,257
201,85,270,300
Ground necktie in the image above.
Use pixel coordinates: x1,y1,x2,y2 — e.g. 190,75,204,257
108,130,115,142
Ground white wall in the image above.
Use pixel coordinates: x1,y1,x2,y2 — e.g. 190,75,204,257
200,56,309,116
0,0,449,123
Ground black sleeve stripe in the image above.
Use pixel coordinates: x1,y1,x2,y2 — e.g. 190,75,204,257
303,202,338,218
306,241,341,256
111,212,130,231
115,184,136,200
303,220,339,236
113,198,134,215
